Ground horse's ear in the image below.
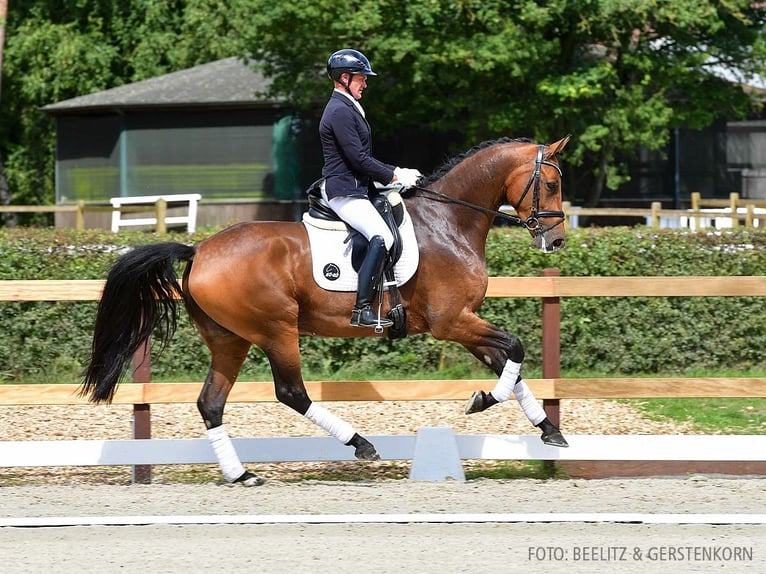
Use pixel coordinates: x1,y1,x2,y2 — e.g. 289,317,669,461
547,134,572,157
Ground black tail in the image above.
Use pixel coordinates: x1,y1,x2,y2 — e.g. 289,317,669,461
80,242,195,403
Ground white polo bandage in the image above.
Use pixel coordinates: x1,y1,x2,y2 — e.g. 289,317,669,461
305,403,356,444
207,424,246,482
513,379,546,426
491,359,522,402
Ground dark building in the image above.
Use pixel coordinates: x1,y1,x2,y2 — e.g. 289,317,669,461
43,57,321,228
600,118,766,210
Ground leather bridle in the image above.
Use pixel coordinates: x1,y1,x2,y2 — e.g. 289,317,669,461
408,144,565,236
512,144,566,236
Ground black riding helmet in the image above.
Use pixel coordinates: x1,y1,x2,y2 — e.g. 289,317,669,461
326,49,377,81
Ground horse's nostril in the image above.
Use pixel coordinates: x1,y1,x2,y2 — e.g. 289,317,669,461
544,238,565,253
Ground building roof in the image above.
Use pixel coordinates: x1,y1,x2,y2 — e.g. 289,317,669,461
42,57,277,114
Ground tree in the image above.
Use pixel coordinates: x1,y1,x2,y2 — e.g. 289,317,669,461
0,0,7,102
0,0,252,211
0,0,9,224
245,0,766,204
1,1,763,208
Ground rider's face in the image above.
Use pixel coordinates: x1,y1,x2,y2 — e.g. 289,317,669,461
346,74,367,100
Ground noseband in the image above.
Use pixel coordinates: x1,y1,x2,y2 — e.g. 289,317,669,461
409,144,565,234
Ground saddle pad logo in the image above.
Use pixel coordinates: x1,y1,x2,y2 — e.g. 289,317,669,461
323,263,341,281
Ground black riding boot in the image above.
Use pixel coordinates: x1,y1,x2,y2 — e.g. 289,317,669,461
351,235,393,328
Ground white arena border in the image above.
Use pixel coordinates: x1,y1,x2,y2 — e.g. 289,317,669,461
1,513,765,528
2,432,766,467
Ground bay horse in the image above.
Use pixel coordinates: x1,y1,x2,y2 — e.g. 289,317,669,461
81,135,571,486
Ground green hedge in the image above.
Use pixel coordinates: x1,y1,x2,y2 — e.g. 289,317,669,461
1,226,765,382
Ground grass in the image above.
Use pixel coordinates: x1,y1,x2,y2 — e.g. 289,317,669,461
1,460,561,486
124,460,560,484
284,460,561,481
603,367,766,435
464,460,560,480
622,398,765,434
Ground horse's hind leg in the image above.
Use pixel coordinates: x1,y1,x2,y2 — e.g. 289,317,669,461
192,314,264,486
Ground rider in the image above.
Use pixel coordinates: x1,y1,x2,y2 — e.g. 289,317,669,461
319,48,422,328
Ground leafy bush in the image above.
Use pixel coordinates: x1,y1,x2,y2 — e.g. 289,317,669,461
1,226,765,382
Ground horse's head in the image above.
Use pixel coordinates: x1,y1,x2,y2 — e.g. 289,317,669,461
505,135,571,253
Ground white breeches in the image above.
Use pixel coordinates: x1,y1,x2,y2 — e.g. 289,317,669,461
321,190,394,250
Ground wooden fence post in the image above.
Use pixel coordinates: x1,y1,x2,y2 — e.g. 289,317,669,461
541,268,561,472
75,201,85,230
746,204,754,228
650,202,661,228
131,338,152,484
690,192,701,230
541,268,561,427
730,192,739,228
155,199,167,234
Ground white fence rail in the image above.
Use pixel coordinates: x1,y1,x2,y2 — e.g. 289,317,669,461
2,429,764,481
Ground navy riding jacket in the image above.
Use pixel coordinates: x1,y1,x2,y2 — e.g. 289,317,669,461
319,91,395,200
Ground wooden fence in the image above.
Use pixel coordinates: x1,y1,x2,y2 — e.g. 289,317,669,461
0,202,87,229
502,192,766,229
0,198,188,233
1,272,765,481
4,192,766,232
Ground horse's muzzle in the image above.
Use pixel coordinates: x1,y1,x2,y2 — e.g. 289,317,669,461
533,233,566,253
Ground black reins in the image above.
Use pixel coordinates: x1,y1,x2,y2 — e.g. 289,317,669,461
408,144,565,236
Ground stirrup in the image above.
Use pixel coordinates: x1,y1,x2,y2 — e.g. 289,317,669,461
350,306,393,330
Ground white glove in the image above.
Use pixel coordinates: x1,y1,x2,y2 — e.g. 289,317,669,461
393,166,423,189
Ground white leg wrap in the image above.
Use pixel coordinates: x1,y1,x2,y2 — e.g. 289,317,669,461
207,424,246,483
491,359,522,402
305,403,356,444
513,379,547,426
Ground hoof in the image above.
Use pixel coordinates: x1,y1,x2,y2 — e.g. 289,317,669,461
464,390,497,414
233,470,265,487
541,429,569,448
355,443,381,461
347,433,381,460
464,390,485,414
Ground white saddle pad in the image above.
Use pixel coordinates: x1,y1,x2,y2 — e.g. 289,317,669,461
302,208,419,292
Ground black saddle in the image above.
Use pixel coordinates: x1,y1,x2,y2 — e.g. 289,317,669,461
306,179,405,271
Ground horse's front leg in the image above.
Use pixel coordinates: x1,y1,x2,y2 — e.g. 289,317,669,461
463,344,568,447
432,310,567,447
265,337,380,461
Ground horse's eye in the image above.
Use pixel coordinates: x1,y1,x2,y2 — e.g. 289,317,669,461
545,181,558,193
